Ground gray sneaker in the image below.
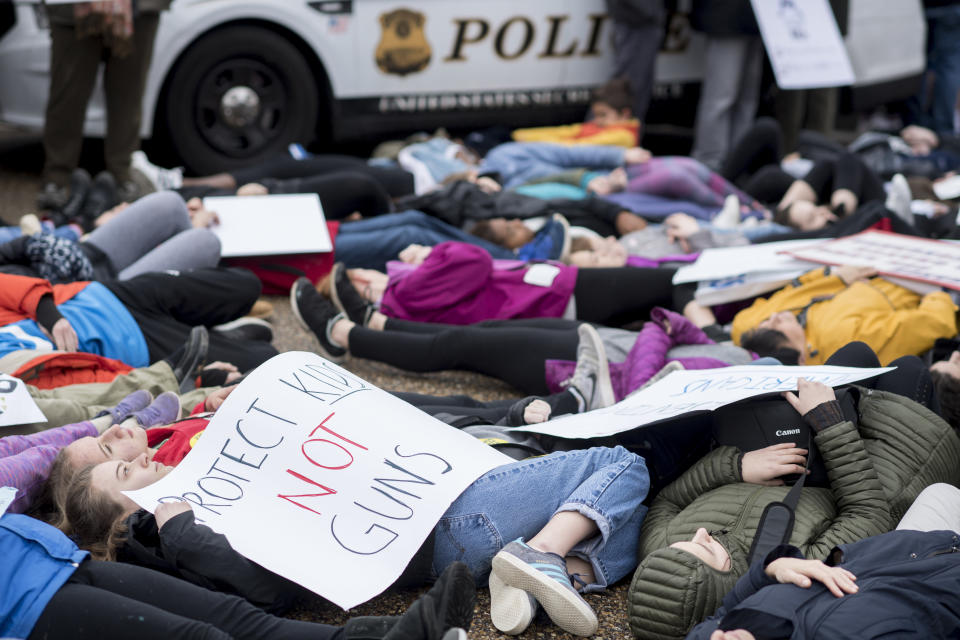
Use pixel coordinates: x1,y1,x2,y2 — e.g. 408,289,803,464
491,539,597,636
566,323,614,412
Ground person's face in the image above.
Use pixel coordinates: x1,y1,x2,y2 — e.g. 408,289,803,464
91,453,172,512
931,350,960,379
758,311,807,360
590,101,631,127
586,167,628,196
488,218,535,249
787,201,836,231
66,424,151,468
670,528,731,571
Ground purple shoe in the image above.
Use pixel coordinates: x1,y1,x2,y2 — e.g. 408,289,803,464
95,390,152,425
130,391,182,427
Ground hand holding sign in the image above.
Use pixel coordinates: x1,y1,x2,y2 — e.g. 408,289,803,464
782,378,836,416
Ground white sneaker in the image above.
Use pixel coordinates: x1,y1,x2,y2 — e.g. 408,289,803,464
885,173,913,225
18,213,41,236
712,194,741,229
567,324,614,412
132,151,184,190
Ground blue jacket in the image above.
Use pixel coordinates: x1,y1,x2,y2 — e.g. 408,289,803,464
688,530,960,639
480,142,626,189
0,514,87,639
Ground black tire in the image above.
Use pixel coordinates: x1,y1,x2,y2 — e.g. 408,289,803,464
162,25,320,175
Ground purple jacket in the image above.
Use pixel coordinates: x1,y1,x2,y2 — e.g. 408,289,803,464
381,242,578,324
0,422,96,513
545,308,738,400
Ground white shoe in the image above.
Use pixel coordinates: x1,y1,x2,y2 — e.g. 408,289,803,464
567,324,614,412
489,572,538,635
885,173,913,226
132,151,184,190
712,194,741,229
18,213,42,236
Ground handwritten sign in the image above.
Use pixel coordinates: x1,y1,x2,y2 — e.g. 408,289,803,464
125,352,510,609
0,375,46,428
782,230,960,291
514,365,890,439
695,269,806,305
751,0,854,89
674,239,820,285
204,194,333,257
0,487,16,518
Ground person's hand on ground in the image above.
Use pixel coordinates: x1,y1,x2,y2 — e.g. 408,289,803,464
624,147,652,164
615,211,647,235
42,318,78,352
664,213,700,252
399,244,432,265
204,385,237,412
765,557,858,597
783,378,836,416
476,176,502,194
523,399,552,424
237,182,269,196
741,443,809,485
203,361,242,384
833,264,877,285
156,501,194,529
190,206,219,229
710,631,756,640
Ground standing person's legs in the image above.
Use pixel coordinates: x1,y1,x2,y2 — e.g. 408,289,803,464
611,21,663,123
692,36,753,170
926,7,960,134
84,192,193,273
29,560,339,640
774,89,807,155
729,37,763,150
572,267,677,326
896,483,960,532
102,13,160,184
42,26,103,188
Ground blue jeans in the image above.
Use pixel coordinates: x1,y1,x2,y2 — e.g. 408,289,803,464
334,210,513,271
432,446,649,592
908,5,960,132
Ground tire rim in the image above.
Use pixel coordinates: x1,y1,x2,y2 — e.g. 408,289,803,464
194,58,288,159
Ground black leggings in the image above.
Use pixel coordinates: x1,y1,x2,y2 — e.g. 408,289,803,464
824,341,941,414
29,560,340,640
229,154,415,198
394,390,578,424
260,171,393,219
572,267,679,326
350,318,581,395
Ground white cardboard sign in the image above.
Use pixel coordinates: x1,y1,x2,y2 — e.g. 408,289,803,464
513,365,890,439
751,0,855,89
673,239,820,285
203,194,333,257
125,352,510,609
782,230,960,291
0,375,46,428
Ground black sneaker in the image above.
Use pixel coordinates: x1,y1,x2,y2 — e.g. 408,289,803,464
60,168,92,222
289,277,347,361
382,562,476,640
36,182,69,211
213,317,274,343
172,326,209,393
82,171,118,224
330,262,375,326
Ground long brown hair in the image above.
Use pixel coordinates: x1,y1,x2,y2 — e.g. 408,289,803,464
56,465,129,561
25,448,73,523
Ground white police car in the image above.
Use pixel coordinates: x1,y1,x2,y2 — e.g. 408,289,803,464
0,0,926,173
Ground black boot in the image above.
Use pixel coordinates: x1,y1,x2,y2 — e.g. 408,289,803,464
382,563,475,640
82,170,118,227
165,326,210,393
60,168,92,223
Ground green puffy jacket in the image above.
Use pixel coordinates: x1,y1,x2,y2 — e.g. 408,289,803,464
628,388,960,640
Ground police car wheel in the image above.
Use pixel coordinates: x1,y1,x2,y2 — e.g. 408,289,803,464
162,26,321,175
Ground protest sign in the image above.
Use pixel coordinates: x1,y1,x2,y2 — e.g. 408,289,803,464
673,239,819,284
0,375,45,428
694,268,806,305
782,230,960,291
125,351,510,609
514,365,890,439
203,194,333,257
751,0,854,89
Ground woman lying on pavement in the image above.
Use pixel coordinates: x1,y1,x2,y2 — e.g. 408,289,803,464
685,483,960,640
1,510,474,640
51,426,648,637
627,379,960,640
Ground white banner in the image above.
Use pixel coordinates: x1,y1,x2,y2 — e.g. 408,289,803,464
751,0,854,89
125,352,510,609
694,268,806,305
0,375,46,428
514,365,890,439
782,230,960,291
673,239,820,284
204,194,333,257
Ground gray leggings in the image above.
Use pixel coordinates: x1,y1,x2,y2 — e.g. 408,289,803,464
84,191,221,280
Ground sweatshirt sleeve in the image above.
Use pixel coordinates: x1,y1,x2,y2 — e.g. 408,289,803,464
383,242,492,317
638,446,741,556
0,273,55,321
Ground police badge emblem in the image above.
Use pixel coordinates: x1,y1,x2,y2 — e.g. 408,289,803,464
375,8,432,76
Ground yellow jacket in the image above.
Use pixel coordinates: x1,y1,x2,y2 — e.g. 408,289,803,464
732,268,958,365
511,120,639,148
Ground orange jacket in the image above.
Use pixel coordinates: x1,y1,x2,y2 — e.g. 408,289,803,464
0,274,87,327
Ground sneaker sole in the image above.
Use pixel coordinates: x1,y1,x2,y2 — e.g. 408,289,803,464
492,552,598,636
489,572,536,635
289,283,345,363
578,324,615,411
438,562,477,633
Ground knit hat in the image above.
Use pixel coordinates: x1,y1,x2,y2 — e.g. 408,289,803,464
628,535,747,640
25,234,93,284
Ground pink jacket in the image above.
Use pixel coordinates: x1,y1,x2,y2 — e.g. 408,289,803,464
381,242,578,324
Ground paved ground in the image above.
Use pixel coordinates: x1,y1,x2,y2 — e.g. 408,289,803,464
0,137,636,639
